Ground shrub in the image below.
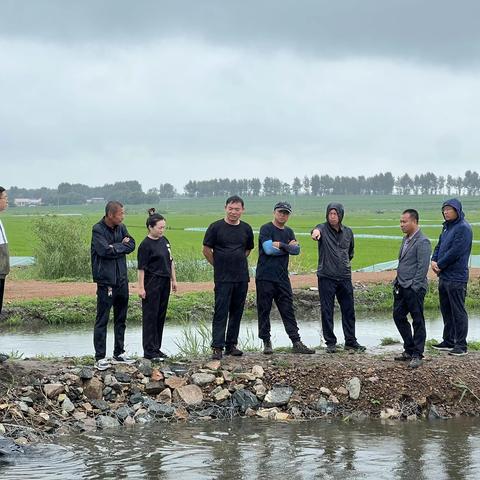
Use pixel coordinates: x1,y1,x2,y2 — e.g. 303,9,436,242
33,215,92,280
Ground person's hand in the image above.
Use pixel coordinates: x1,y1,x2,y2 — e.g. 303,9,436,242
171,280,178,293
289,240,298,246
311,229,321,240
272,241,281,249
122,237,131,244
138,288,146,299
431,261,440,274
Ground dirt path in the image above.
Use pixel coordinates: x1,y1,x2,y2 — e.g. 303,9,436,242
4,269,480,301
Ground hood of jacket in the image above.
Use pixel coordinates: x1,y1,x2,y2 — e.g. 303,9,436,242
442,198,464,224
326,202,345,223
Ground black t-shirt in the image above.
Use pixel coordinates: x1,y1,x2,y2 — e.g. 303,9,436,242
137,236,172,278
256,222,296,283
203,219,254,282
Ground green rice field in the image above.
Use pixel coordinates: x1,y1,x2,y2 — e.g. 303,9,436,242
2,195,479,274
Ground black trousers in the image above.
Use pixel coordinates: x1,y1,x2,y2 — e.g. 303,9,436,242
318,276,357,347
393,285,426,357
142,274,171,359
256,279,300,343
93,282,129,360
439,279,468,350
0,278,4,315
211,281,248,349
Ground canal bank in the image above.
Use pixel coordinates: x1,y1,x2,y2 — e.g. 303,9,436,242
2,350,480,446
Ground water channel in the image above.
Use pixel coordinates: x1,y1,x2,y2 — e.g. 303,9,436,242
1,314,480,358
2,417,480,479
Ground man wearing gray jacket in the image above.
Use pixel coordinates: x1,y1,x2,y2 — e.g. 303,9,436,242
393,209,432,368
0,186,10,363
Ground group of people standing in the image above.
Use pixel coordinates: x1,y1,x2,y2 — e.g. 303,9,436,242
0,187,474,370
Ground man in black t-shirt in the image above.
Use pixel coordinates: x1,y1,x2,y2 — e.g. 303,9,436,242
203,196,254,360
256,202,315,355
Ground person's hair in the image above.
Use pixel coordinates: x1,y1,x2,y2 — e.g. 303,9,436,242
402,209,419,222
225,195,244,207
0,186,5,195
146,207,165,229
105,201,123,216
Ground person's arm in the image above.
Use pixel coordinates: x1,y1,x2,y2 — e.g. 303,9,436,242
246,224,255,257
263,239,283,256
111,226,135,254
277,239,300,255
311,224,322,241
412,239,432,291
436,228,472,271
92,227,120,258
171,261,177,293
349,233,355,261
203,245,214,266
138,269,146,299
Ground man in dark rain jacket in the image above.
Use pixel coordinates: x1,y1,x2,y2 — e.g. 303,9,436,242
91,201,136,370
431,198,473,356
311,203,365,353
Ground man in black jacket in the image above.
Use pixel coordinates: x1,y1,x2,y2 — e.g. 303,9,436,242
311,203,365,353
91,201,135,370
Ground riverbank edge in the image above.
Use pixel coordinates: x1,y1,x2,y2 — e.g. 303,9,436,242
2,351,480,447
2,280,480,328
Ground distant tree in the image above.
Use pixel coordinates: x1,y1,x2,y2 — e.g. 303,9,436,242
292,177,302,196
159,183,176,198
310,174,321,196
302,176,310,195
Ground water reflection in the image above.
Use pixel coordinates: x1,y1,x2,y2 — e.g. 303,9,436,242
2,418,480,479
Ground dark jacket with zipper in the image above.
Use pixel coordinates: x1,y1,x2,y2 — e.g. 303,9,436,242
431,198,472,283
91,218,136,286
313,203,354,280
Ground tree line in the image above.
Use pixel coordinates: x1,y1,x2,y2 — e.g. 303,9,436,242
6,170,480,206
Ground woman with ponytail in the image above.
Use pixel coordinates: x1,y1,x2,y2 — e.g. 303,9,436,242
137,208,177,360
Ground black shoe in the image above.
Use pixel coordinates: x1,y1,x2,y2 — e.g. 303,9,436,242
0,353,10,363
408,357,423,368
394,351,412,362
431,341,454,351
292,341,315,354
448,347,468,357
157,350,169,359
344,343,366,353
325,345,337,354
263,340,273,355
211,348,223,360
225,345,243,356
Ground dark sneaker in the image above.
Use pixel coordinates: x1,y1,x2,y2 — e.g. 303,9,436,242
263,340,273,355
394,351,412,362
408,357,423,368
292,341,315,354
225,345,243,356
211,348,223,360
157,350,169,359
344,343,366,353
0,353,9,363
448,347,468,357
325,345,337,354
431,341,454,351
112,353,135,364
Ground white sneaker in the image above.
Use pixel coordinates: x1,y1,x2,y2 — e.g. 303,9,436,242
95,358,111,371
112,353,135,364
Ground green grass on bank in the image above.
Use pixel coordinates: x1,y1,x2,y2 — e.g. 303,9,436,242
2,281,480,329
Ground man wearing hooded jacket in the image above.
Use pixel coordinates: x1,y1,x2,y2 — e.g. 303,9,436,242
311,203,365,353
431,198,473,356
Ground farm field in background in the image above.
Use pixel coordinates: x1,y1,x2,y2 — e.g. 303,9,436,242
3,195,479,273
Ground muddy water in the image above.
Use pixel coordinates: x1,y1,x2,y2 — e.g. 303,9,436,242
1,418,480,479
1,314,480,358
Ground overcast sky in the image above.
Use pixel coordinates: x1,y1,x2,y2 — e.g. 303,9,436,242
1,1,480,191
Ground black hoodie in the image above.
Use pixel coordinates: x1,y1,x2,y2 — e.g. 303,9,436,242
313,203,354,279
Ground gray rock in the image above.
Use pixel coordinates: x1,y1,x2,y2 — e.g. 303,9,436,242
346,377,361,400
170,364,188,376
78,367,93,380
145,381,165,395
115,406,134,422
135,413,154,425
19,397,34,406
0,435,24,455
16,401,30,413
97,415,120,429
316,396,329,413
173,385,204,406
62,397,75,413
263,386,294,407
147,402,175,417
114,372,132,384
137,359,153,377
191,373,216,386
43,383,65,399
91,399,110,411
232,389,259,412
428,404,444,420
129,392,144,405
84,377,104,400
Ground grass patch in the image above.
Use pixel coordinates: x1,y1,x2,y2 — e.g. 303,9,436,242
380,337,401,346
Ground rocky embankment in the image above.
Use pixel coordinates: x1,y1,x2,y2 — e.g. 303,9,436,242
2,352,480,447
